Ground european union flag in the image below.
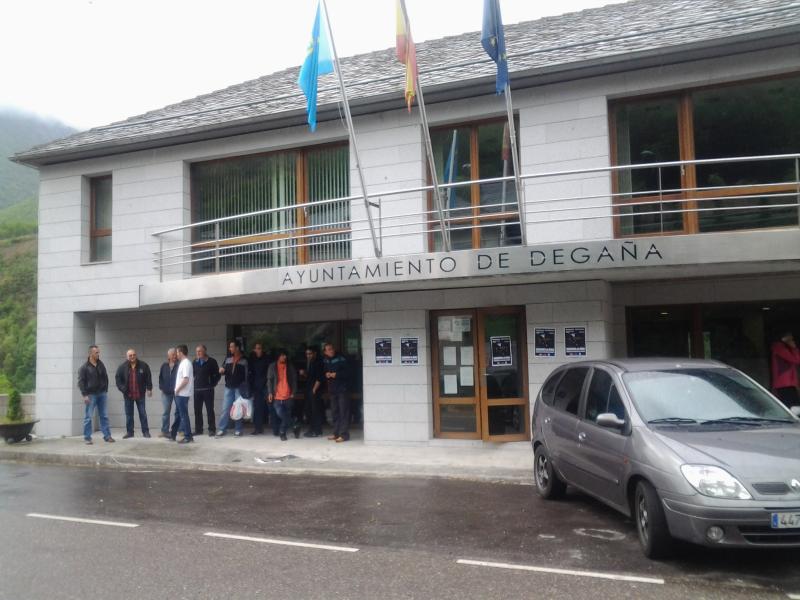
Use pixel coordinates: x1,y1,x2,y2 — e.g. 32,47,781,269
481,0,509,95
298,1,334,132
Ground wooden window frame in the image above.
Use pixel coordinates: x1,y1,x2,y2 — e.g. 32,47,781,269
89,174,112,262
609,72,800,238
426,118,520,251
189,141,350,267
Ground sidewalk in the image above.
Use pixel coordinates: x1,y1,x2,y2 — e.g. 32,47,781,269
0,429,534,484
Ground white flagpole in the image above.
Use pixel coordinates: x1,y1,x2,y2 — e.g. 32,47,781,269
400,3,451,251
446,129,457,217
503,83,527,246
321,0,382,258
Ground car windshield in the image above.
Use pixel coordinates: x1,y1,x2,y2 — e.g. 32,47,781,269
622,368,794,425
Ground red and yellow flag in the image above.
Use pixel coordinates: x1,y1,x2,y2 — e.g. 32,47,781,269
395,0,417,111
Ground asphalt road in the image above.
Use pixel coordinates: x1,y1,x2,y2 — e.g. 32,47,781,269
0,463,797,599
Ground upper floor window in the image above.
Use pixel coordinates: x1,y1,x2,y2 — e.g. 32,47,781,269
611,75,800,236
89,175,112,262
429,120,521,251
190,144,349,274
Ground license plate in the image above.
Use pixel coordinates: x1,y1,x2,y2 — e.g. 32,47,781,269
771,512,800,529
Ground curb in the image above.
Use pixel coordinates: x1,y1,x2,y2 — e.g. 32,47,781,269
0,449,533,485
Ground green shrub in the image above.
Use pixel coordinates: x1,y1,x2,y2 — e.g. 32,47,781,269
6,388,23,422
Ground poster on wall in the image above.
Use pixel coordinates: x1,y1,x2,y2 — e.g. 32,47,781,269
565,327,587,357
490,336,513,366
375,337,393,364
534,328,556,357
400,337,419,365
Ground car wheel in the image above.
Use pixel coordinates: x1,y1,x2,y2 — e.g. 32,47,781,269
634,480,673,559
534,445,566,499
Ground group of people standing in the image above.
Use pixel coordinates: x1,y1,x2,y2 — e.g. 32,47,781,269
78,341,352,444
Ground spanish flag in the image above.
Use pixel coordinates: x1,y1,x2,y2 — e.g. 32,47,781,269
395,0,417,111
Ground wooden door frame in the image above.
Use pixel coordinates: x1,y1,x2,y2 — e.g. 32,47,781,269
431,306,530,441
476,306,530,442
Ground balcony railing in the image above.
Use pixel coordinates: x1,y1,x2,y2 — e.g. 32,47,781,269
152,153,800,280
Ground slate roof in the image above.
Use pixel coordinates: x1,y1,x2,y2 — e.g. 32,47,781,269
14,0,800,165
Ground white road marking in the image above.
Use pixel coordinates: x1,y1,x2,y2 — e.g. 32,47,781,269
204,532,359,553
26,513,139,528
786,594,800,599
456,559,664,585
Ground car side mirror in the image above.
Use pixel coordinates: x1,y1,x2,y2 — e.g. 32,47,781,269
791,406,800,418
596,413,626,429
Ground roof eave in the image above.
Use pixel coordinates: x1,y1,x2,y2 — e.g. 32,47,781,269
13,24,800,169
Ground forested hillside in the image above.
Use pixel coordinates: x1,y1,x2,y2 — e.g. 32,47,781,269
0,109,76,393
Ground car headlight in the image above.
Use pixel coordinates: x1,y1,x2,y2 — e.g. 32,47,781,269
680,465,752,500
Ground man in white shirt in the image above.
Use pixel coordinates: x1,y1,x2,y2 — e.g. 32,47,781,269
174,344,195,444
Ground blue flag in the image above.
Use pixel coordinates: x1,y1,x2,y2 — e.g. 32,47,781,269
481,0,509,95
298,1,334,132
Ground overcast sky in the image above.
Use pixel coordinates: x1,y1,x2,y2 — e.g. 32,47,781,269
1,0,626,130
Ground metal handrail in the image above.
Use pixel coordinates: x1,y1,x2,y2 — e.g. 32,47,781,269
152,153,800,275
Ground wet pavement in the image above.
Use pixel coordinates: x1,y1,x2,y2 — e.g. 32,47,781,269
0,463,798,599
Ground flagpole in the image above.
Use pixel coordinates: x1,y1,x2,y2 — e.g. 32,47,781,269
321,0,382,258
402,11,451,252
445,129,457,217
503,83,527,246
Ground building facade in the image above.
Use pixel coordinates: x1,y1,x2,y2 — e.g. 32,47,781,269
16,0,800,444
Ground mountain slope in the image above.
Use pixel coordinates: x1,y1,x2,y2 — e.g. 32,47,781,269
0,108,76,208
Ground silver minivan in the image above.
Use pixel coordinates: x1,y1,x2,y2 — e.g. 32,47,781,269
531,358,800,558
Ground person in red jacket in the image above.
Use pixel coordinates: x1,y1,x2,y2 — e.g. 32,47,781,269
770,331,800,408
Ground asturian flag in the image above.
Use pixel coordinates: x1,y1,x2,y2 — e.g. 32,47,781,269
298,0,334,131
481,0,509,95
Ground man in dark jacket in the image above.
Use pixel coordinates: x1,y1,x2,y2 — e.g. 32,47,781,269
115,348,153,438
215,341,248,437
248,342,270,435
267,350,300,441
322,343,350,442
193,344,221,436
302,346,326,437
158,348,180,439
77,345,114,444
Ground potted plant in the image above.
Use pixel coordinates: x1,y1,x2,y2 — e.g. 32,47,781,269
0,389,38,443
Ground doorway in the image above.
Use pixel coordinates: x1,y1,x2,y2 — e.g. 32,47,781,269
431,307,529,441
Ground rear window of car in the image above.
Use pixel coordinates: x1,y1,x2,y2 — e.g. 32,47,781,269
540,369,565,406
553,367,589,415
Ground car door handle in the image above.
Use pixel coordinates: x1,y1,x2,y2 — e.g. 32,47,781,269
577,432,587,442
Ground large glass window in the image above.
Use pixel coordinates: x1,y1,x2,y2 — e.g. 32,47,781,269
429,120,521,250
89,175,112,262
190,144,350,274
612,75,800,236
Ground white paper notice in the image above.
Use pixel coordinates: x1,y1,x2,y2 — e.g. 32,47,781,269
444,374,458,395
443,346,458,366
460,366,474,387
460,346,474,366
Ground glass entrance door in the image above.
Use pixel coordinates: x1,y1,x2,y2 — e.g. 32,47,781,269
432,307,529,441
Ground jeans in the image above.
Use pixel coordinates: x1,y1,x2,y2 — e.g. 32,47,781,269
269,402,280,435
193,389,216,434
273,399,295,435
124,396,150,435
161,393,175,433
330,391,350,439
174,395,192,440
252,385,267,433
217,387,243,434
83,393,111,440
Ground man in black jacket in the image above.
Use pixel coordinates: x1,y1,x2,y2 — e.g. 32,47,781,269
158,348,180,439
302,346,326,437
248,342,270,435
77,345,114,444
193,344,221,436
216,341,248,437
115,348,153,439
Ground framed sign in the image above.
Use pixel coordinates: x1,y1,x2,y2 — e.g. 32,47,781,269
534,328,556,357
375,337,393,364
565,327,587,357
400,337,419,365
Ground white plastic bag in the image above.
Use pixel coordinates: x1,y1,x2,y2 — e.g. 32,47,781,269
230,394,253,421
